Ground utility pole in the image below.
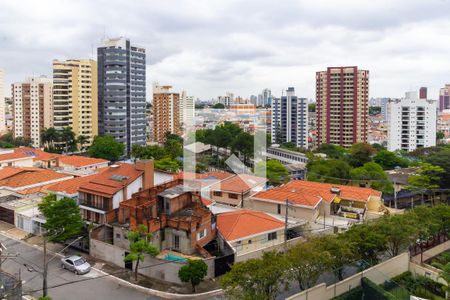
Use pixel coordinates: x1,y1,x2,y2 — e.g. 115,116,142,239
394,182,397,209
43,238,48,297
284,198,290,251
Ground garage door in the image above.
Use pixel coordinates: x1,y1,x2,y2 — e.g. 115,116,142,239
0,207,14,224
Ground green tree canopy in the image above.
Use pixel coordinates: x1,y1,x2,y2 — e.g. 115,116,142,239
424,145,450,188
407,163,445,191
350,162,394,194
212,103,225,109
373,150,409,170
88,135,125,161
255,160,289,186
315,235,355,281
307,159,352,184
124,225,159,281
154,157,180,172
178,259,208,292
347,143,376,167
316,144,347,159
38,194,84,242
221,251,287,300
374,215,418,257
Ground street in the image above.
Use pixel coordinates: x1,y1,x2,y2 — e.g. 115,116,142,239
0,233,161,300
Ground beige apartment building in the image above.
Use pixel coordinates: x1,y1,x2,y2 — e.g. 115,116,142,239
152,84,180,143
0,68,6,133
12,76,53,147
316,66,369,148
53,59,98,146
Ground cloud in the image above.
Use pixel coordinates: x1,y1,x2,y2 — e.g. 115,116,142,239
0,0,450,100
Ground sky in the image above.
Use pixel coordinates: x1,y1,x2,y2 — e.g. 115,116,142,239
1,0,450,101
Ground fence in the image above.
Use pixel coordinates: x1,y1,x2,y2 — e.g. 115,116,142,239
286,252,410,300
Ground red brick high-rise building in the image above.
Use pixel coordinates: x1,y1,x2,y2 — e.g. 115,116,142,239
316,66,369,148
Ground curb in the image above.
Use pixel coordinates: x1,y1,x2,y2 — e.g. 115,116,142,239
1,230,224,299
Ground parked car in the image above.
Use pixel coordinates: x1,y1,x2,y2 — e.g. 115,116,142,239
61,255,91,275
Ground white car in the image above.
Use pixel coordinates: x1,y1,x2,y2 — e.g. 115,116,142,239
61,255,91,275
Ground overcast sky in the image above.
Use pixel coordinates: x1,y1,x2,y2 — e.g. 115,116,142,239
1,0,450,100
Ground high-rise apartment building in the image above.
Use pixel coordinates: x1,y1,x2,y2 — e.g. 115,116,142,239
97,37,146,153
387,91,437,152
179,90,194,128
316,66,369,148
0,69,5,133
152,84,180,143
12,76,53,147
271,87,308,148
262,88,271,106
439,84,450,112
53,59,98,146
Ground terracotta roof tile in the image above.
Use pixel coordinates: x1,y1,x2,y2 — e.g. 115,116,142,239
78,163,143,197
252,189,321,208
58,156,109,167
0,167,72,189
0,152,32,162
217,209,284,241
14,147,61,161
210,174,267,193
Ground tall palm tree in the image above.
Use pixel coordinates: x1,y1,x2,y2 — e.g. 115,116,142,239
76,135,89,152
59,127,76,153
41,127,58,149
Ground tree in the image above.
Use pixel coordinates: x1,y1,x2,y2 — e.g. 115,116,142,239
308,103,316,112
164,138,183,160
286,240,331,290
38,194,84,242
232,132,254,163
315,235,354,281
342,223,387,266
347,143,375,167
424,146,450,188
155,157,180,172
255,160,288,186
221,251,287,300
59,127,76,153
316,144,346,159
178,259,208,292
212,103,225,109
373,150,408,170
350,162,394,194
436,131,445,143
307,159,352,184
369,106,381,116
131,144,165,160
407,163,445,203
41,127,58,148
434,263,450,299
124,225,159,281
88,135,125,161
76,135,89,151
374,215,418,257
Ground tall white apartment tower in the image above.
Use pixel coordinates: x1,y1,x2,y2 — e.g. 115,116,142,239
179,90,194,129
271,87,308,148
387,91,437,152
0,69,6,133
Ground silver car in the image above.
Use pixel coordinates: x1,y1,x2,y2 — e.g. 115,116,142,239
61,255,91,275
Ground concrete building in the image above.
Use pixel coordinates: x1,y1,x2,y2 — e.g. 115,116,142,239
439,84,450,112
316,66,369,148
12,76,53,147
52,59,98,147
271,87,308,148
0,68,6,133
98,37,146,153
152,84,180,143
262,88,271,106
179,90,194,129
387,91,437,152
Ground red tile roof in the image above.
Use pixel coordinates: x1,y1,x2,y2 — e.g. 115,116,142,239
210,174,267,193
0,167,72,189
217,209,284,241
0,152,32,162
58,155,109,168
78,164,143,197
46,172,106,195
280,180,381,203
13,147,61,161
252,188,321,208
176,171,233,181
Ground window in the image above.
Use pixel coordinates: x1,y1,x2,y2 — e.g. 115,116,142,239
268,232,277,241
213,191,222,197
197,229,207,241
173,235,180,250
277,204,281,214
228,193,238,199
115,233,121,240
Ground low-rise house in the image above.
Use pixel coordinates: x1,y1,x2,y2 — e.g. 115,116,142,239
216,210,285,260
246,187,322,221
0,149,34,167
78,161,154,224
13,147,61,168
46,172,107,201
209,174,267,207
0,167,73,192
56,156,109,173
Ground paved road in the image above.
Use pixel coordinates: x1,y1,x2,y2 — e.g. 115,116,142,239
0,233,162,300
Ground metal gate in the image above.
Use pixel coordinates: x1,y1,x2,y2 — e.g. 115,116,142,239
214,253,234,277
0,207,14,224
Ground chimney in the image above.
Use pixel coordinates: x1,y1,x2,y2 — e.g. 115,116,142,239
136,160,154,190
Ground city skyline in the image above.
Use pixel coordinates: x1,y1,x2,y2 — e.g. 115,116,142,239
1,0,450,100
